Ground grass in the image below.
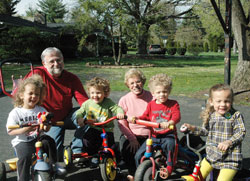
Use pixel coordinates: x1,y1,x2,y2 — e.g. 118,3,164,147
75,52,238,97
1,52,242,102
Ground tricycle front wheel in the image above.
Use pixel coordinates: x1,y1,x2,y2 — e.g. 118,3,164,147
99,156,117,181
34,170,52,181
134,160,161,181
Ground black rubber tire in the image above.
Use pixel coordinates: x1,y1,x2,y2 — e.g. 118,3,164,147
34,171,52,181
134,160,159,181
0,162,6,181
63,146,73,168
99,156,117,181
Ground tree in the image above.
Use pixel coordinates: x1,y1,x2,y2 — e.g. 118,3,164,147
25,6,38,18
37,0,67,23
193,1,224,52
73,0,126,65
230,0,250,92
175,10,205,49
111,0,194,54
0,0,20,15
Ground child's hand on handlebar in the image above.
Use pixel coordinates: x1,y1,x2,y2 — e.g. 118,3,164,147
116,113,125,120
24,126,36,133
160,120,175,129
160,122,171,129
181,123,196,132
85,119,96,125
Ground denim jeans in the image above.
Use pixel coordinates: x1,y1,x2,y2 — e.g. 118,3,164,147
46,107,88,161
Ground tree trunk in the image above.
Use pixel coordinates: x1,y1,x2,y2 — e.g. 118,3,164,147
231,0,250,93
137,24,150,54
116,29,122,65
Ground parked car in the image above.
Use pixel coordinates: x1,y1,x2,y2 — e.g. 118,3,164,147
148,44,166,54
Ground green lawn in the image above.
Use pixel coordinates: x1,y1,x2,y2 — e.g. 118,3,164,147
1,52,238,101
68,52,238,99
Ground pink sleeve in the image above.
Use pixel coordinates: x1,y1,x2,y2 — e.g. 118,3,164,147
118,97,137,141
118,119,137,141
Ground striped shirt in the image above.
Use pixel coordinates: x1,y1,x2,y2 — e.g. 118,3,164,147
193,110,246,170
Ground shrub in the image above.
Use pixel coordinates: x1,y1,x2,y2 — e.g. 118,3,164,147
187,43,203,56
212,39,218,52
177,48,187,55
204,42,209,52
0,26,59,62
176,42,186,56
166,41,176,55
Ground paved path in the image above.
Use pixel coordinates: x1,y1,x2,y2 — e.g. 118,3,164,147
1,91,250,180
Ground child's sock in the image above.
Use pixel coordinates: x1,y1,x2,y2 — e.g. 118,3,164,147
166,165,173,175
166,150,173,175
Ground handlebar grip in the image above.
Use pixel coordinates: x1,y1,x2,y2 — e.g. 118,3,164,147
53,121,64,126
169,125,174,130
8,125,21,129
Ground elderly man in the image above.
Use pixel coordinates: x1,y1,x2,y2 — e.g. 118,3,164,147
24,47,88,161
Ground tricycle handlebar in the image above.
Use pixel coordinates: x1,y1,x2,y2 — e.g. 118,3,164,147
8,121,64,129
135,119,174,130
92,116,117,126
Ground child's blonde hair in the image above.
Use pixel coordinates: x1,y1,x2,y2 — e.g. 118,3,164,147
14,74,46,107
124,68,146,87
148,73,172,93
86,77,110,97
201,83,234,125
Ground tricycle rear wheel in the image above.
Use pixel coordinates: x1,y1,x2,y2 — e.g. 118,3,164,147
63,146,73,168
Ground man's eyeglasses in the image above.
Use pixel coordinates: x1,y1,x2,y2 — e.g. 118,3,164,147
47,59,63,65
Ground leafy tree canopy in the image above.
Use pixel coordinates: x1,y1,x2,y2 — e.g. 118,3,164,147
0,0,20,15
37,0,67,23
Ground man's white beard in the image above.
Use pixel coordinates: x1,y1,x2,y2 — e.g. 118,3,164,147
49,68,63,76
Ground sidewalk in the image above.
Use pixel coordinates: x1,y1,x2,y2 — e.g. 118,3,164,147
1,91,250,180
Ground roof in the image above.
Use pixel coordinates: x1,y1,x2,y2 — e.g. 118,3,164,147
0,14,59,33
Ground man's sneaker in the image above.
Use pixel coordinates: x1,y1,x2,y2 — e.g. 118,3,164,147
53,162,67,176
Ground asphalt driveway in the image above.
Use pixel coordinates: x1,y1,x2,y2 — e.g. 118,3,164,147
0,91,249,180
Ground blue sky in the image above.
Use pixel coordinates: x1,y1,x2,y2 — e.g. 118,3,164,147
16,0,76,15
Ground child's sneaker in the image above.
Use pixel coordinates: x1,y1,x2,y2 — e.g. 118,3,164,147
53,162,67,176
90,157,99,168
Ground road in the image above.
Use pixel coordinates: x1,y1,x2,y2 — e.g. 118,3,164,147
1,91,250,180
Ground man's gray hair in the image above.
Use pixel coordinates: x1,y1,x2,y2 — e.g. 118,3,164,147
41,47,63,62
